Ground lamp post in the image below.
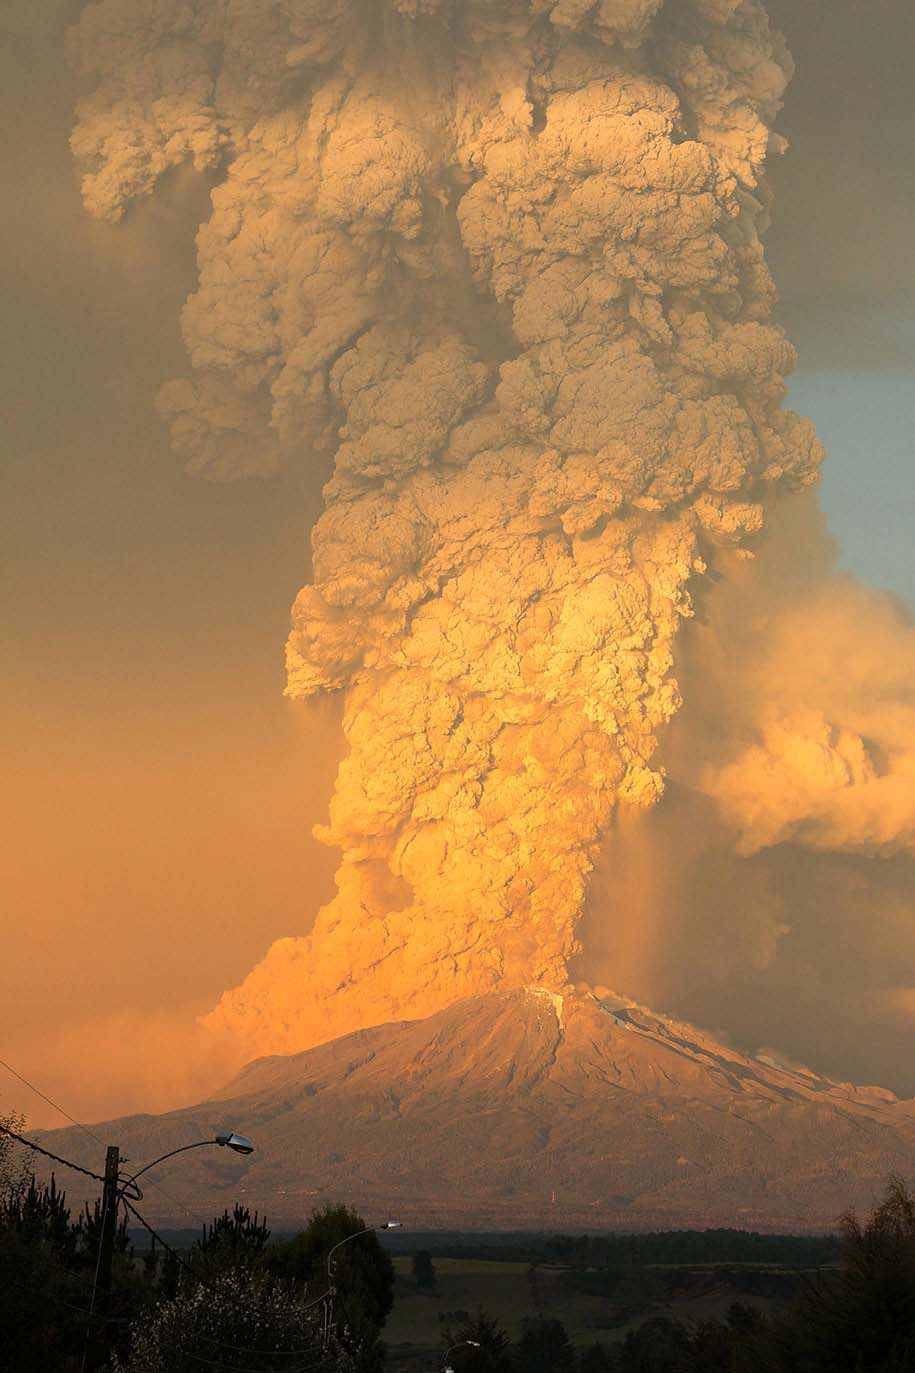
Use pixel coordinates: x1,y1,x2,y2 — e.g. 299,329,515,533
443,1339,481,1371
83,1130,255,1371
323,1221,402,1344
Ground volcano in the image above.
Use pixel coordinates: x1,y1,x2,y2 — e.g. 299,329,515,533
36,988,915,1233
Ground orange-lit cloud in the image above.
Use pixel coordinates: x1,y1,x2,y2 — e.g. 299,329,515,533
68,0,826,1062
580,497,915,1093
667,495,915,859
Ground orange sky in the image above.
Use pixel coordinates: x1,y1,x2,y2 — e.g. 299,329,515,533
1,7,342,1125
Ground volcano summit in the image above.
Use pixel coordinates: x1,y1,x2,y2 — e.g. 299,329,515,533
38,988,915,1231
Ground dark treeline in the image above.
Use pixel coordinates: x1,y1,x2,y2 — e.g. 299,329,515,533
127,1226,842,1270
421,1228,841,1268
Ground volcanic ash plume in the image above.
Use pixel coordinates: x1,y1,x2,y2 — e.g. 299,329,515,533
70,0,821,1057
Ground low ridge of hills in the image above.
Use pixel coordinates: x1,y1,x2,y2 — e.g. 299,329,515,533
34,988,915,1232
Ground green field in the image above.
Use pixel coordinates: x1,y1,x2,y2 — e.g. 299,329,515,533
383,1256,798,1370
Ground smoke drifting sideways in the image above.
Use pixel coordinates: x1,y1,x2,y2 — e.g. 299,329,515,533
69,0,835,1065
583,494,915,1094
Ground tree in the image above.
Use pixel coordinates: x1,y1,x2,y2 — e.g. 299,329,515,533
81,1189,132,1265
110,1268,356,1372
578,1344,617,1373
0,1222,89,1372
726,1304,765,1339
4,1172,80,1262
518,1316,576,1373
618,1316,692,1373
443,1309,513,1373
269,1203,395,1371
193,1203,271,1275
0,1111,29,1207
687,1318,733,1373
0,1162,138,1372
738,1175,915,1370
413,1248,437,1290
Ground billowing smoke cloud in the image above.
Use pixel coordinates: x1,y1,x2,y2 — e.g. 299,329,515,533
582,496,915,1093
68,0,828,1060
685,533,915,859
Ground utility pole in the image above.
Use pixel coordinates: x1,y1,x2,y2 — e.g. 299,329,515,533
83,1145,120,1373
97,1145,120,1296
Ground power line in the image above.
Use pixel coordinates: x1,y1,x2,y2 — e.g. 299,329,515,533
123,1165,209,1233
0,1122,107,1187
1,1147,327,1367
122,1197,331,1312
2,1105,339,1367
120,1202,331,1362
0,1053,209,1230
2,1118,331,1369
0,1054,105,1148
0,1268,103,1324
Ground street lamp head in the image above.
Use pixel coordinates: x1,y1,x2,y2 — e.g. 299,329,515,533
377,1220,401,1230
215,1132,255,1155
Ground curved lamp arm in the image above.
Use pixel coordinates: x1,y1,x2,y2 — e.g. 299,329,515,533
119,1133,254,1199
326,1222,401,1284
443,1340,481,1371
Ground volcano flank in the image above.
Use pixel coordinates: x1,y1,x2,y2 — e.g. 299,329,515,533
38,989,915,1232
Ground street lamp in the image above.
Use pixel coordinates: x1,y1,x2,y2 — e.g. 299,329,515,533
83,1130,255,1371
322,1221,402,1344
326,1220,402,1280
119,1131,255,1199
443,1339,481,1371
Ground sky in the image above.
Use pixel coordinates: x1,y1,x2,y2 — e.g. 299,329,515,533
2,0,914,1129
766,0,915,598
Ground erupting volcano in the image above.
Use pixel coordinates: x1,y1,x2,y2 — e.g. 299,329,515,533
64,0,915,1146
70,0,826,1061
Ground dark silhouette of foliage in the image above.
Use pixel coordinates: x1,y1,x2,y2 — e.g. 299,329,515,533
82,1189,132,1263
269,1202,394,1370
110,1268,355,1373
193,1202,271,1274
0,1159,141,1372
578,1343,617,1372
726,1303,766,1339
427,1229,841,1269
518,1315,577,1373
413,1247,437,1289
0,1224,92,1372
0,1111,30,1207
141,1233,160,1282
738,1175,915,1372
618,1315,693,1372
3,1172,80,1261
684,1318,734,1373
160,1242,181,1300
443,1309,514,1373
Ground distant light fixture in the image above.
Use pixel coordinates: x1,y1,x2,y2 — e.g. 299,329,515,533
443,1339,481,1370
378,1220,401,1230
215,1132,255,1155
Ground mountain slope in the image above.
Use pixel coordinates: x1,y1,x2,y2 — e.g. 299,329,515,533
35,988,915,1231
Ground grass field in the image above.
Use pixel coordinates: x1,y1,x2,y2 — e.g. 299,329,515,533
383,1256,794,1369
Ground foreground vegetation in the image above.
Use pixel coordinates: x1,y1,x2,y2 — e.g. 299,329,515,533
4,1113,915,1370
